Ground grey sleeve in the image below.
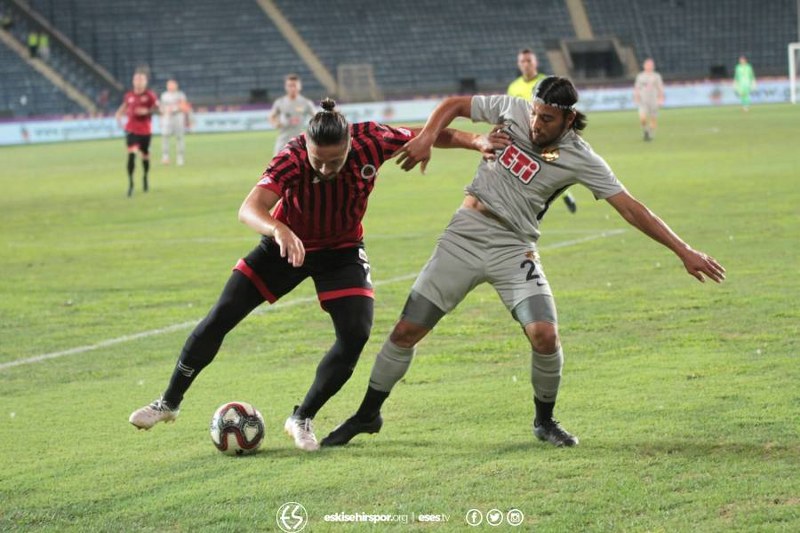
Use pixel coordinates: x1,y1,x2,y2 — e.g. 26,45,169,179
471,94,511,124
271,97,285,116
576,151,626,200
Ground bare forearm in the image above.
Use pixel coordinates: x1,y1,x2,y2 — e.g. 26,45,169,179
238,207,284,237
433,128,480,150
238,187,283,237
620,201,692,259
418,97,472,140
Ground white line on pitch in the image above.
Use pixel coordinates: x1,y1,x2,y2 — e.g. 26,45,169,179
0,229,624,371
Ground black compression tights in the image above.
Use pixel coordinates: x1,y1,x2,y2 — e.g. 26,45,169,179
162,271,263,407
296,296,373,419
162,272,373,414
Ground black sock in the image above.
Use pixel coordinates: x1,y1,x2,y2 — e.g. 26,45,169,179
355,386,390,422
162,336,205,408
534,397,555,424
127,153,135,195
142,159,150,191
296,297,372,419
162,271,264,408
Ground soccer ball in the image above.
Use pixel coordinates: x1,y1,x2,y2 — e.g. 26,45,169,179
209,401,265,456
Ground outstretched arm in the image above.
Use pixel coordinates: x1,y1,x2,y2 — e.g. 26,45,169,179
405,125,511,162
606,190,726,283
394,96,474,172
239,186,305,267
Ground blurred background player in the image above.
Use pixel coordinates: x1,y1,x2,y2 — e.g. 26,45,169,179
508,49,577,213
115,71,159,196
633,58,665,141
507,48,548,100
269,74,316,155
733,55,756,111
159,79,190,165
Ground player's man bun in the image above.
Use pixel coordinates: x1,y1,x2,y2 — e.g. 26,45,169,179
308,97,349,146
320,98,337,112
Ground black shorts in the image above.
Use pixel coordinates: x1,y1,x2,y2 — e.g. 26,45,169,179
126,133,151,153
234,239,373,308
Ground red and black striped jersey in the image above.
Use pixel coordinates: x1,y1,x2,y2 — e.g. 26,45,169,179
256,122,415,251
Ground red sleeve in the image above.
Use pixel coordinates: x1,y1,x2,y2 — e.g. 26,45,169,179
256,148,297,195
371,123,416,159
148,91,158,110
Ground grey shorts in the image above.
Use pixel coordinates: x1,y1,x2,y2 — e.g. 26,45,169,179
162,116,185,136
410,207,557,325
638,102,659,118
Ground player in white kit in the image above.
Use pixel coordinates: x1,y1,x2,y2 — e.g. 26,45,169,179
633,59,664,141
323,77,726,448
269,74,316,155
159,79,189,165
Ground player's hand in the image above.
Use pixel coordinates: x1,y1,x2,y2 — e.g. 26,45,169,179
681,249,726,283
273,225,305,267
393,132,435,173
476,126,511,160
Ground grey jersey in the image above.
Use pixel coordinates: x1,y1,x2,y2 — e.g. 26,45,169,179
634,71,664,104
160,90,187,116
467,94,625,243
271,95,316,138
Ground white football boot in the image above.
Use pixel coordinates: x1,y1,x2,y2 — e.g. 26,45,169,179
129,398,180,430
284,407,320,451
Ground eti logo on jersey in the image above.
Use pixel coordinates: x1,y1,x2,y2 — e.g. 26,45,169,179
498,145,541,184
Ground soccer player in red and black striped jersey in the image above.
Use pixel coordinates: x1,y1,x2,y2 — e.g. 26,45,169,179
129,98,505,451
115,71,158,197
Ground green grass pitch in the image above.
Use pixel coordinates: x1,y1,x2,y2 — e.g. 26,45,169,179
1,104,798,531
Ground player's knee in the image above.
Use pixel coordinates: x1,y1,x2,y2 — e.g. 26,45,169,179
389,319,428,348
525,322,559,354
338,316,371,353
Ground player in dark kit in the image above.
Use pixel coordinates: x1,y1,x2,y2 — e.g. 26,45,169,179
129,98,506,451
115,71,159,197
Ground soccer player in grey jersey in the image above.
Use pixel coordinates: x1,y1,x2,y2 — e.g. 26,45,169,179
159,79,189,165
633,59,664,141
269,74,316,155
323,77,726,448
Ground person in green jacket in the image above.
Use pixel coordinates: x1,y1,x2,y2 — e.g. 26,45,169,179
733,56,756,111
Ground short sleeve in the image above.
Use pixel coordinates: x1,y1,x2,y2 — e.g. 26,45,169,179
372,123,415,159
470,94,515,124
576,151,626,200
257,149,296,195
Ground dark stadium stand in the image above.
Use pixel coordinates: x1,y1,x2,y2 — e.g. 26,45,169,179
585,0,797,79
271,0,575,96
0,49,84,117
23,0,321,106
0,0,797,117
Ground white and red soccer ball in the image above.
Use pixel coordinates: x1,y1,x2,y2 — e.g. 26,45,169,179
209,401,265,456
